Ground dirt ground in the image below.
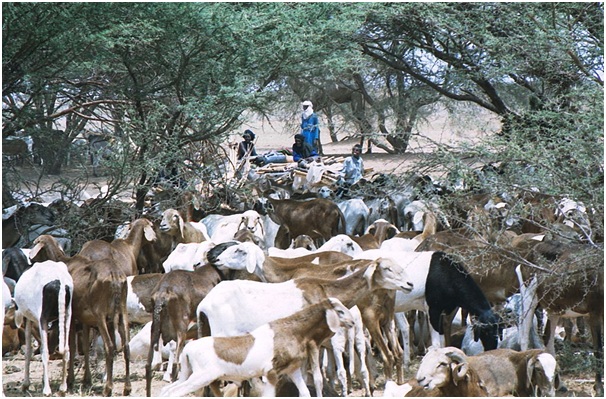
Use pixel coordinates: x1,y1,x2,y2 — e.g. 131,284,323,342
2,112,599,397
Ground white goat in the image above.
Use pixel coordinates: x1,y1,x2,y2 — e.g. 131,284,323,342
268,234,363,258
201,210,265,244
322,305,371,396
13,260,73,396
162,241,216,273
162,298,354,397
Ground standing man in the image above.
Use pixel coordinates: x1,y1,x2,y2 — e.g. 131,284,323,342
300,100,321,155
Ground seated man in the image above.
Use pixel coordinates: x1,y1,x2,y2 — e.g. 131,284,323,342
336,144,364,198
292,133,317,162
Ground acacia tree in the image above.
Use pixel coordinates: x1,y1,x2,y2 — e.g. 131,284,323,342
349,3,602,194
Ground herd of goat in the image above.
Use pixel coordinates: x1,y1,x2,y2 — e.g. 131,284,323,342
1,169,603,397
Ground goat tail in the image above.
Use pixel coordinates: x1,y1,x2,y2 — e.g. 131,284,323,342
151,298,166,352
57,283,72,355
197,310,211,339
336,208,347,235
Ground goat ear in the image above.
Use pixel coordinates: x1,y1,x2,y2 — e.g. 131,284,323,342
472,324,480,342
363,262,378,288
245,247,258,274
178,216,185,238
29,243,42,260
144,224,156,242
526,358,537,390
387,226,398,239
326,308,340,333
554,369,562,390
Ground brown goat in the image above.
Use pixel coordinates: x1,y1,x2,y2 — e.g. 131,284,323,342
351,233,381,250
259,197,346,248
145,264,224,396
79,217,156,276
29,235,132,396
29,235,131,396
520,240,603,396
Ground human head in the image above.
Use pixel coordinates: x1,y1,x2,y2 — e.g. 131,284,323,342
302,100,313,110
352,144,362,158
242,132,251,140
294,134,305,143
243,129,255,140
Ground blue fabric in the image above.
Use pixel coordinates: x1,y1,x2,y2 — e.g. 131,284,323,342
301,113,320,150
292,141,317,161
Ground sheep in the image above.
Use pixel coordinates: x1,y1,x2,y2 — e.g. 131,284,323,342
126,273,163,325
198,258,412,338
197,259,413,396
160,298,355,397
415,346,488,396
13,260,73,396
316,187,369,236
322,305,371,396
467,348,562,397
78,217,157,276
145,264,225,396
365,197,399,227
290,234,317,251
162,241,216,273
416,346,561,397
461,293,544,355
159,208,210,250
2,247,31,283
115,219,174,274
351,233,381,250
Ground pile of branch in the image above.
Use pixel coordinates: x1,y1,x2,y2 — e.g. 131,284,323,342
254,163,297,174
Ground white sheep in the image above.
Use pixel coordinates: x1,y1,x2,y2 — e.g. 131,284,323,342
161,298,354,397
415,346,488,396
13,260,73,396
468,348,561,397
129,320,178,380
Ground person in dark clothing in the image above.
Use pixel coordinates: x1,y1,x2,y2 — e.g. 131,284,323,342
292,133,317,162
237,130,257,160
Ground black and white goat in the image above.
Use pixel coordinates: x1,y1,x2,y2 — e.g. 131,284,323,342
13,260,73,396
356,249,503,368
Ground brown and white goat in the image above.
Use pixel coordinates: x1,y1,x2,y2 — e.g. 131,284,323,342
159,208,209,250
197,258,413,396
13,260,73,396
161,298,354,397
